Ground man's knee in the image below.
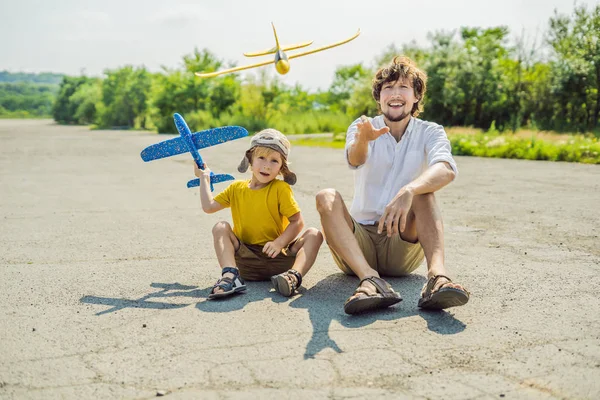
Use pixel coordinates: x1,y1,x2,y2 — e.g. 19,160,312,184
412,192,436,211
212,221,232,236
315,188,341,215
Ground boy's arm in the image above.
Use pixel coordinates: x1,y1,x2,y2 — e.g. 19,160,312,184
262,212,305,258
194,163,225,214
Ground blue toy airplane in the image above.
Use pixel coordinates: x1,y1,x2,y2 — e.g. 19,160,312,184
140,113,248,191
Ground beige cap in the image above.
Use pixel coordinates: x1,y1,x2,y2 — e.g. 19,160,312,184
237,128,297,185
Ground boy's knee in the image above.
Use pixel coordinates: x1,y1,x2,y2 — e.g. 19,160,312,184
305,227,324,244
212,221,232,235
315,188,339,214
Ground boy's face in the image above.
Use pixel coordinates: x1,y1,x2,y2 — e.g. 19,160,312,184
250,148,283,184
379,77,418,122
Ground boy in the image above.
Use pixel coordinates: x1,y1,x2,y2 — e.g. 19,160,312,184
194,128,323,299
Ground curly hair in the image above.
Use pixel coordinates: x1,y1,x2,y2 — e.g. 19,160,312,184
372,56,427,117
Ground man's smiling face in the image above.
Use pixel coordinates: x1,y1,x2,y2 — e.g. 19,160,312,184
379,78,419,123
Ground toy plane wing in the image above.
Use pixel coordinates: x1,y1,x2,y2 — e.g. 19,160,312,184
243,41,313,57
288,29,361,60
140,126,247,162
195,59,275,78
186,173,234,188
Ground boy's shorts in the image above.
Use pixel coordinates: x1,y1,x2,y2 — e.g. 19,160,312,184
330,218,425,276
235,239,297,281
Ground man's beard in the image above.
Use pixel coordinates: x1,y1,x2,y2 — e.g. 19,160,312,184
383,109,410,122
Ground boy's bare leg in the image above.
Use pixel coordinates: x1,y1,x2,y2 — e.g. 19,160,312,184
212,221,240,294
315,189,380,296
288,227,324,279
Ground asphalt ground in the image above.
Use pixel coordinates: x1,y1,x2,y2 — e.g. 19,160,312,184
1,119,599,399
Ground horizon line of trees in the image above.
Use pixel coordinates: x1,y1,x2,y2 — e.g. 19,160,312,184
3,4,599,135
0,72,64,118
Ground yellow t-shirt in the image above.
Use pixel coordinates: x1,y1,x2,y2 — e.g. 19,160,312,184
214,179,301,246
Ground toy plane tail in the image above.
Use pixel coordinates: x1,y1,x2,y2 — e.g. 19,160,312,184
187,173,235,191
271,22,281,51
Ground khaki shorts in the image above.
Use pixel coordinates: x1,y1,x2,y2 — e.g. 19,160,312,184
235,240,297,281
330,218,425,277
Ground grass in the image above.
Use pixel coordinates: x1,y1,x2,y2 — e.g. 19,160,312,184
291,138,346,149
0,112,52,119
450,131,599,164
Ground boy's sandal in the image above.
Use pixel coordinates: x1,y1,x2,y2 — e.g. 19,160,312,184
208,267,247,300
270,269,303,297
344,276,402,315
417,274,469,310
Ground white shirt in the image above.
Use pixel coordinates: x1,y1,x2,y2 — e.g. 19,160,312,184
345,115,458,225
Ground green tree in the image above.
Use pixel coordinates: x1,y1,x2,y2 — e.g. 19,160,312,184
458,27,509,129
327,63,370,113
70,79,102,124
0,71,64,85
0,82,57,117
346,75,378,119
180,48,223,112
418,31,463,126
53,76,91,124
97,66,151,128
548,4,600,131
150,48,238,133
209,75,240,117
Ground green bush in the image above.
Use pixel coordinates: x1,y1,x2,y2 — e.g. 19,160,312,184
449,133,600,164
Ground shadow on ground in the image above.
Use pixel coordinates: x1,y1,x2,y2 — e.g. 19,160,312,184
80,282,208,316
288,273,467,358
80,274,466,358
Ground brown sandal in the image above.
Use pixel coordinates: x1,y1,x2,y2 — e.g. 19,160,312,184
344,276,402,315
418,274,469,310
270,269,302,297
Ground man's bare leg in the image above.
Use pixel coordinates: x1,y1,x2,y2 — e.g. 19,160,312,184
405,193,467,295
315,189,381,296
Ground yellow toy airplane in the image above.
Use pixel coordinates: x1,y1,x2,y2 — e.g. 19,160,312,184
195,23,360,78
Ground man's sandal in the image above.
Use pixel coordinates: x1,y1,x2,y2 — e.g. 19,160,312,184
344,276,402,315
417,274,469,310
208,267,247,300
271,269,302,297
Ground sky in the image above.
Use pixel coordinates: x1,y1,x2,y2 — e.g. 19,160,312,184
0,0,597,91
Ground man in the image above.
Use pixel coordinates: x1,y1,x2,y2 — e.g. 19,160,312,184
316,56,469,314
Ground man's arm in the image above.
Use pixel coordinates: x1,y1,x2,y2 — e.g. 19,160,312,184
262,212,305,258
378,162,455,237
399,123,457,201
347,135,370,167
405,161,456,196
347,116,390,167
